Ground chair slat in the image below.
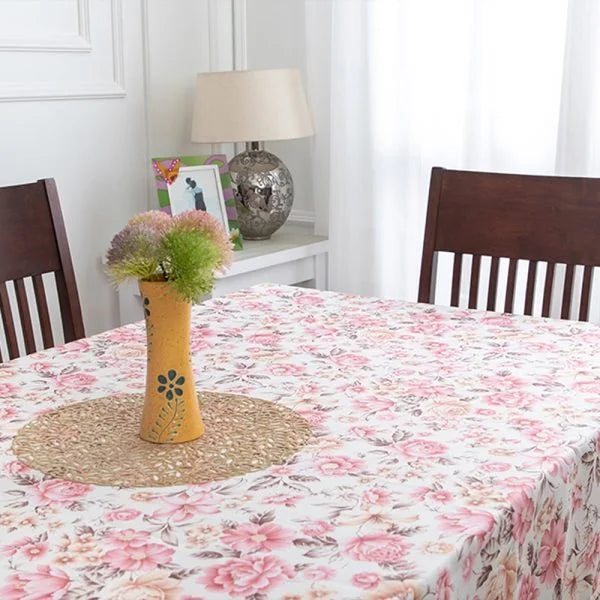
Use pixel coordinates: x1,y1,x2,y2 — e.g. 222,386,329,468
487,256,499,311
450,253,462,307
0,282,19,359
524,261,538,316
542,262,555,317
504,259,518,313
561,264,575,320
56,271,80,343
579,265,593,322
424,251,438,305
468,255,481,309
32,275,54,349
14,279,36,354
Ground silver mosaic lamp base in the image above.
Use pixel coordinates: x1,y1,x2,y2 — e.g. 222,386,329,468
229,146,293,240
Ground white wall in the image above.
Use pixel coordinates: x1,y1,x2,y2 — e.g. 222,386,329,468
144,0,235,161
0,0,239,336
0,0,147,337
245,0,315,224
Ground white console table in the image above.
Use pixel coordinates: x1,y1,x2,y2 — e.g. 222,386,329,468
117,223,329,325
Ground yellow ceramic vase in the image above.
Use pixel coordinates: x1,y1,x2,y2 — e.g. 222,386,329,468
138,280,205,444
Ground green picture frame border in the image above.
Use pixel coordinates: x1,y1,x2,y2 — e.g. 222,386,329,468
151,154,243,251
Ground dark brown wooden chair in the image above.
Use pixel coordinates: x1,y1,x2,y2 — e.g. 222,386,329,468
0,179,84,361
418,167,600,321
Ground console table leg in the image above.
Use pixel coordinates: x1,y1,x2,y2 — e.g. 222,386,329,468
314,253,329,290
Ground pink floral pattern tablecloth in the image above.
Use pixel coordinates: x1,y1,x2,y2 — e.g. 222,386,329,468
2,284,600,599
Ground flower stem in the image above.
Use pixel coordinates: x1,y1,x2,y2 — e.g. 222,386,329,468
159,262,168,280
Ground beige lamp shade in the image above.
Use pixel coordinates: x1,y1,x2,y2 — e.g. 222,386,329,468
191,68,315,143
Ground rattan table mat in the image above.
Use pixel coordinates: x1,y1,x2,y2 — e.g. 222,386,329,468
12,392,311,487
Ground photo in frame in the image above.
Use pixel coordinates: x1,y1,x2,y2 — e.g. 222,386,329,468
151,155,243,250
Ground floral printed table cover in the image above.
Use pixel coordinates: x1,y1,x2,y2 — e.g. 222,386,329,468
2,284,600,600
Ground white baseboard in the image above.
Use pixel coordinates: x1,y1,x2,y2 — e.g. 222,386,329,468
289,209,316,224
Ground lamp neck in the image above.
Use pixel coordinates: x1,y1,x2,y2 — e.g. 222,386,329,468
246,141,264,151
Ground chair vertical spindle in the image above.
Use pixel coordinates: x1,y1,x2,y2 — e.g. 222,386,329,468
0,282,19,360
425,252,438,305
504,259,518,313
32,274,54,349
450,253,463,307
579,265,593,322
14,279,36,355
542,263,555,317
524,261,538,316
55,271,79,343
487,257,499,311
468,255,481,309
561,265,575,320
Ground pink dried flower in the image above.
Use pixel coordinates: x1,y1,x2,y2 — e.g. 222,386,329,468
127,210,172,231
106,222,164,282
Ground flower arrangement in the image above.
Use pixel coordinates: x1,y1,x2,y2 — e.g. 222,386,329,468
106,210,233,302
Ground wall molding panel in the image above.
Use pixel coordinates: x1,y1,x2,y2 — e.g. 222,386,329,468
110,0,125,92
232,0,247,156
0,0,125,102
232,0,247,70
0,0,91,53
207,0,234,72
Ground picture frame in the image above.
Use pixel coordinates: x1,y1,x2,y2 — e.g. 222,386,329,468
151,154,243,250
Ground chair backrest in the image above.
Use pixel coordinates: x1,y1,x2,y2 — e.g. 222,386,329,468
0,179,84,361
418,167,600,321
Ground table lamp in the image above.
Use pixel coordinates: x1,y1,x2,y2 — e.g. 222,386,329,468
191,68,315,240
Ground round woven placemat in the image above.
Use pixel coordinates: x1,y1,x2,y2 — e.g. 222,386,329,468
12,392,311,487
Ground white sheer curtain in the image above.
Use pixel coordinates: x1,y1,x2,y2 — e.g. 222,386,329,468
305,0,600,312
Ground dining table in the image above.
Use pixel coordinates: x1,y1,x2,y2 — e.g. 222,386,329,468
1,283,600,600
